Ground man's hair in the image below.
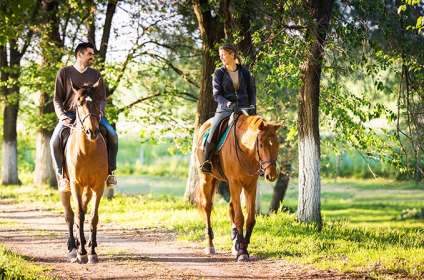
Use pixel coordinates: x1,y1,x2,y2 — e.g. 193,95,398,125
74,42,95,57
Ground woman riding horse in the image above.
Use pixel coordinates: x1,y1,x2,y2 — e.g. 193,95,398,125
196,44,281,261
199,44,256,173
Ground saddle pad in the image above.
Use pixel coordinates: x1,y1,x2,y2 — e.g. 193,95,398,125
202,126,231,152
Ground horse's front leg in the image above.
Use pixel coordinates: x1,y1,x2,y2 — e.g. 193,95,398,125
60,190,77,262
72,183,88,264
228,181,248,261
88,188,103,264
243,183,258,260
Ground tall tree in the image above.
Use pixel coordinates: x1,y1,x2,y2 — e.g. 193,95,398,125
33,0,63,187
185,0,225,203
296,0,333,228
0,1,39,185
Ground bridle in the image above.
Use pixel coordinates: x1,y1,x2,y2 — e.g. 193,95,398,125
73,95,100,136
233,114,277,176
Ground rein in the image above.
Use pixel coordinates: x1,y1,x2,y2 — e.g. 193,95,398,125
67,104,100,135
232,114,277,177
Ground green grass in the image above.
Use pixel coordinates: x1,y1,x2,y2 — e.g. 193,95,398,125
0,245,53,280
0,177,423,278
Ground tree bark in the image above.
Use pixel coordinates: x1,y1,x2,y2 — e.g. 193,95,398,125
99,0,117,63
296,0,333,229
34,0,62,187
185,0,225,203
2,40,21,185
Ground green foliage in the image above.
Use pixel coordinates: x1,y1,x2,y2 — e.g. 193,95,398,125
0,245,52,280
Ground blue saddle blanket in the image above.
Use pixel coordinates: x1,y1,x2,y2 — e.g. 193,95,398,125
202,126,231,152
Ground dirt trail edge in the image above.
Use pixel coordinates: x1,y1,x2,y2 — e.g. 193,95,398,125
0,200,364,280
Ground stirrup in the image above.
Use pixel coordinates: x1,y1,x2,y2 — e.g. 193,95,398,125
200,160,212,173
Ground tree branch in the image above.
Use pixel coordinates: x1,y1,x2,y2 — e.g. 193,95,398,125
116,92,162,114
99,0,118,62
146,52,199,88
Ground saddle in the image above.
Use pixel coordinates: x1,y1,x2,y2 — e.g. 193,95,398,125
202,117,231,153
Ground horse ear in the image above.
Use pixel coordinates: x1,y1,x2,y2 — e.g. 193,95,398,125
70,80,78,93
92,79,100,88
258,121,265,131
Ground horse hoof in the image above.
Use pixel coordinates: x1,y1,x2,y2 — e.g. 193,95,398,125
237,254,249,262
67,248,78,263
77,253,88,264
204,247,216,255
88,254,98,264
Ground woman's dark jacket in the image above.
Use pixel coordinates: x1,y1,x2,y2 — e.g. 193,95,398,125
212,64,256,112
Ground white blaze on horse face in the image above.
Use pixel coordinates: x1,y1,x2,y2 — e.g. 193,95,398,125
86,96,93,102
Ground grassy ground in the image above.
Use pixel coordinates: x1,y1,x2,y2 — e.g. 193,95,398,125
1,177,423,279
0,244,53,280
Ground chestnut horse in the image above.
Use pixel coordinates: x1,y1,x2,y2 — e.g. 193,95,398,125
61,82,108,264
195,114,280,261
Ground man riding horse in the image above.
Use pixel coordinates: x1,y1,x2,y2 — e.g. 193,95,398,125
50,42,118,190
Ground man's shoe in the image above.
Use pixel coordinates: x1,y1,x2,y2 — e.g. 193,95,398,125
200,160,213,173
106,174,117,187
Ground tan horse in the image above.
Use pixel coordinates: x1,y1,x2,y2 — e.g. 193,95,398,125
195,114,280,261
61,82,108,264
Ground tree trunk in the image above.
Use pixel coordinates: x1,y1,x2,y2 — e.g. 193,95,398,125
268,162,291,213
34,0,62,187
34,130,56,186
296,0,333,229
2,40,21,185
185,0,225,203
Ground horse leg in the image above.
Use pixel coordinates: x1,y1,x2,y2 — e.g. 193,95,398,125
88,189,103,264
82,188,92,214
228,181,248,261
228,201,238,256
199,173,217,255
72,184,88,264
243,185,257,260
60,191,77,262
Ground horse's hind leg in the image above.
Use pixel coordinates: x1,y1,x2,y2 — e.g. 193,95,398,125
72,184,88,264
60,191,77,262
88,188,103,264
198,173,217,255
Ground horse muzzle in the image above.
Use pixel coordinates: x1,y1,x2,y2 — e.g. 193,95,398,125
260,160,277,182
265,167,277,182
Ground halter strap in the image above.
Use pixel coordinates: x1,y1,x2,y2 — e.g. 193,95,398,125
233,115,277,176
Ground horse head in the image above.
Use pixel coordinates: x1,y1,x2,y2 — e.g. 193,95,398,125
257,121,281,182
70,80,101,141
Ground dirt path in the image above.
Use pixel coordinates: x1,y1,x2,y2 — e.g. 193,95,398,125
0,200,364,280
